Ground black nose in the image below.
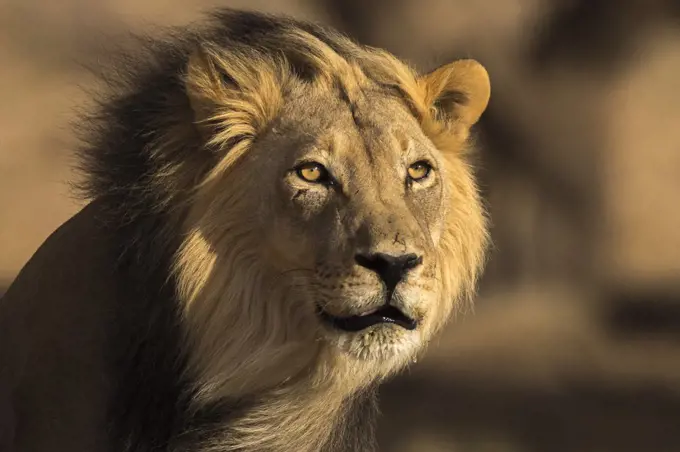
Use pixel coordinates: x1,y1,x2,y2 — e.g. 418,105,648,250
355,252,423,291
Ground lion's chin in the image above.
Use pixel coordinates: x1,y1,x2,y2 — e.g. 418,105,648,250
319,319,423,363
314,299,424,363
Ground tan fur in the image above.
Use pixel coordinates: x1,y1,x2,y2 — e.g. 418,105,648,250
1,12,490,452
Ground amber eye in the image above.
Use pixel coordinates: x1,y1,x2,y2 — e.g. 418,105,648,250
296,162,329,184
407,161,432,181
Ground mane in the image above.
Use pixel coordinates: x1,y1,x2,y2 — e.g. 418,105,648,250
70,8,486,451
74,9,446,234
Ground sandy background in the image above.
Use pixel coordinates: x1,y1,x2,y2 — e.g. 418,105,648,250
1,0,680,450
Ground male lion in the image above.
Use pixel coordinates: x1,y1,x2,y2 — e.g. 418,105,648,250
0,8,490,452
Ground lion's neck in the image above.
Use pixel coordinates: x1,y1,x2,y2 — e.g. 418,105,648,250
180,328,381,450
190,370,379,452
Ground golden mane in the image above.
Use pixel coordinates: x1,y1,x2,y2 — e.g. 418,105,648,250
1,8,490,452
171,18,489,450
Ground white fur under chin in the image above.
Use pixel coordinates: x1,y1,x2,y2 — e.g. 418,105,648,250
324,323,423,365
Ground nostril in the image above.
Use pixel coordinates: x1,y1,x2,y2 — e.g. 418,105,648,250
354,253,377,271
402,254,423,271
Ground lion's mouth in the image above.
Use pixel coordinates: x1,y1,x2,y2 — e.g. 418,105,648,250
317,304,418,332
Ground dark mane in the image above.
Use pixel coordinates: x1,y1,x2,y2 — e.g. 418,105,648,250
70,9,381,451
74,9,364,234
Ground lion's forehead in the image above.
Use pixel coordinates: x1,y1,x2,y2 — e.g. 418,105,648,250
279,91,435,168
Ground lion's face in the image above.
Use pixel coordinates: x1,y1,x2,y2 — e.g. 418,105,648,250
245,89,482,369
180,37,490,390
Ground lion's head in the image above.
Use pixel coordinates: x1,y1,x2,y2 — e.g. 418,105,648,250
163,16,490,403
249,61,489,365
77,9,488,407
59,9,493,451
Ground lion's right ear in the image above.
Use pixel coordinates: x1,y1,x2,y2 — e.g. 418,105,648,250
184,45,283,144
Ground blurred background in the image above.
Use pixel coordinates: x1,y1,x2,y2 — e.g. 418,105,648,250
1,0,680,450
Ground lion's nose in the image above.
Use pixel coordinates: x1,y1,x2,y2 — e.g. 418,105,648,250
354,252,423,292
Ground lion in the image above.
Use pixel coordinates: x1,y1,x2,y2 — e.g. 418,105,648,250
0,8,490,452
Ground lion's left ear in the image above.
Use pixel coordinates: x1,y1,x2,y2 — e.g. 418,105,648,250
418,59,490,136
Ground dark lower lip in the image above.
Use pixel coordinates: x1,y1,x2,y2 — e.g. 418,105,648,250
317,304,418,332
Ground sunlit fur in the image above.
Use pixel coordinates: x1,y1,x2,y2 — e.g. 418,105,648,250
72,8,490,452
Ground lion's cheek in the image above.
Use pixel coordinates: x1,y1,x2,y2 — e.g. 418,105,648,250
258,215,318,270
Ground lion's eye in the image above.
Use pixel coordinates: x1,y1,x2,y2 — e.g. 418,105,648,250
296,162,329,184
407,161,432,181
